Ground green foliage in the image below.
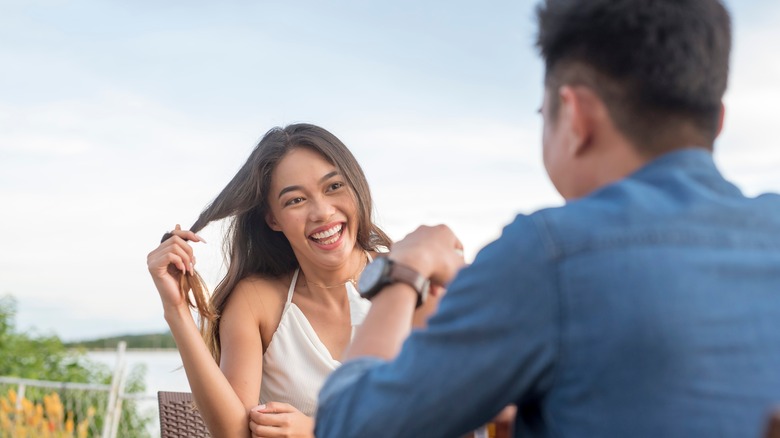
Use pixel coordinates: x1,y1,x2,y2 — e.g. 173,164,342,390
0,296,96,381
0,295,153,437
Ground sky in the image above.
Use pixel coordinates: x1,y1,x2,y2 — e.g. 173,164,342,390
1,1,779,342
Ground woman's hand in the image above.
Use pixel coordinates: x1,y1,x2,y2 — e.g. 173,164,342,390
248,402,314,438
146,224,204,312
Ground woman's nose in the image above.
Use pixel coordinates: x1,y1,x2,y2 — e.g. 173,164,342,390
309,196,336,221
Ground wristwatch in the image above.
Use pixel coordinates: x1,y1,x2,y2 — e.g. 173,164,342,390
358,257,430,308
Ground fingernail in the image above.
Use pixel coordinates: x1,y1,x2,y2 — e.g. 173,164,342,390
196,234,207,243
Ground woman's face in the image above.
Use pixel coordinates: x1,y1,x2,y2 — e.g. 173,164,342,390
266,147,360,268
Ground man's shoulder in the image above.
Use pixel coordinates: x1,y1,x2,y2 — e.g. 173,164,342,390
521,187,635,249
528,171,780,259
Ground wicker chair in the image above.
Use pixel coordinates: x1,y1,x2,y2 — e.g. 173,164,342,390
158,391,211,438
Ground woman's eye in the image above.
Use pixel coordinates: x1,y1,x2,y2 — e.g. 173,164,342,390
327,182,344,192
285,197,304,206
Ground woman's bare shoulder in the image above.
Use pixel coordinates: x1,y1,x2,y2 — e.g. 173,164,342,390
221,272,294,342
227,273,292,310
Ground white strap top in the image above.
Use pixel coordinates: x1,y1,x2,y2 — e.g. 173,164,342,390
259,256,373,417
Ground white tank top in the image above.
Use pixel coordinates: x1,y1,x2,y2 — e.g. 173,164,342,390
259,258,373,416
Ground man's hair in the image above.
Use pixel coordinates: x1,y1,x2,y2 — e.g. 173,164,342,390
536,0,731,154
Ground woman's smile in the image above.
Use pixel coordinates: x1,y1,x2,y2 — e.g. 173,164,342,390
308,222,346,248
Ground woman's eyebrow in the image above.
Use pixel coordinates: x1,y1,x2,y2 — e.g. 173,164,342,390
278,185,301,199
319,170,339,182
278,171,340,199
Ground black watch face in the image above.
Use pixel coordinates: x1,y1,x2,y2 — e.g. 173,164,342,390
358,258,388,295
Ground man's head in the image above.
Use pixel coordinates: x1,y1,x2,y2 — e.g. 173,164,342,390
535,0,731,199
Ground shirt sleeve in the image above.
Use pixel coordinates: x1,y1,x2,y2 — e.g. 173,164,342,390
316,214,560,437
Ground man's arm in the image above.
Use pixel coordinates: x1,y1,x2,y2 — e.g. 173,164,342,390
343,225,465,362
316,217,560,437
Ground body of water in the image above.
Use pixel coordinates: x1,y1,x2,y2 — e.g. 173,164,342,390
87,349,191,437
87,349,191,395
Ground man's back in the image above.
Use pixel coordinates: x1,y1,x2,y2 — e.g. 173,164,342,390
533,149,780,435
317,148,780,438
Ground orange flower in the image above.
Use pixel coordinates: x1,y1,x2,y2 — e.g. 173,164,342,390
0,390,95,437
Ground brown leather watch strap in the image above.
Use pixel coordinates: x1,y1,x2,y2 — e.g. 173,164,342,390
388,261,430,308
388,262,428,294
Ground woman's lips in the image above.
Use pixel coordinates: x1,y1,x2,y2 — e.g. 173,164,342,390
309,223,344,246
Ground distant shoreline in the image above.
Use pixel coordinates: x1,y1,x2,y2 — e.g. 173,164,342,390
64,331,176,350
73,347,179,353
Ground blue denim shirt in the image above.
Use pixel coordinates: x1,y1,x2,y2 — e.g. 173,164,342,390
316,149,780,437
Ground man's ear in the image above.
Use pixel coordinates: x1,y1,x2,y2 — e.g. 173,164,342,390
558,85,596,157
266,213,282,231
716,101,726,138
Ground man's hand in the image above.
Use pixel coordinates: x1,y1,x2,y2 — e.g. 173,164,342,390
389,224,465,286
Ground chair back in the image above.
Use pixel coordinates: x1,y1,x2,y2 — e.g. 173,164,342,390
158,391,211,438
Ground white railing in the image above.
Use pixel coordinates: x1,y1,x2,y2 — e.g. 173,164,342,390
0,341,158,438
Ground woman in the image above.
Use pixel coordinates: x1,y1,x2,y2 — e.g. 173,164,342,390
147,124,415,437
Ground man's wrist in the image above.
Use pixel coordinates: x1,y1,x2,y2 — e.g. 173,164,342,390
359,256,430,308
370,282,419,309
387,251,431,279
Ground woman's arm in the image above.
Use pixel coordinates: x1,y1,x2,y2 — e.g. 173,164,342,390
166,299,260,437
148,226,263,437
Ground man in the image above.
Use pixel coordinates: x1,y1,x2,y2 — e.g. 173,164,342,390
312,0,780,436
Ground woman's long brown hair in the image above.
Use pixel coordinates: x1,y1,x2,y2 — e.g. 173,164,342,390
177,123,391,364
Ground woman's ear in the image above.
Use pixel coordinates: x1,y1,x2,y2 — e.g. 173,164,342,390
716,101,726,138
266,213,282,231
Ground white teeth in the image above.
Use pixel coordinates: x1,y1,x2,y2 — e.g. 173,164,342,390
311,224,343,240
319,233,340,245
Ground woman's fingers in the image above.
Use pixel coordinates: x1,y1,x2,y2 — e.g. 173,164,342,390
166,241,194,275
149,233,201,276
155,251,186,275
149,242,191,275
248,402,295,428
147,224,207,310
164,234,195,259
248,403,313,438
167,252,187,274
255,401,294,414
251,412,290,428
249,407,292,437
249,422,284,438
166,224,206,243
150,224,206,276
